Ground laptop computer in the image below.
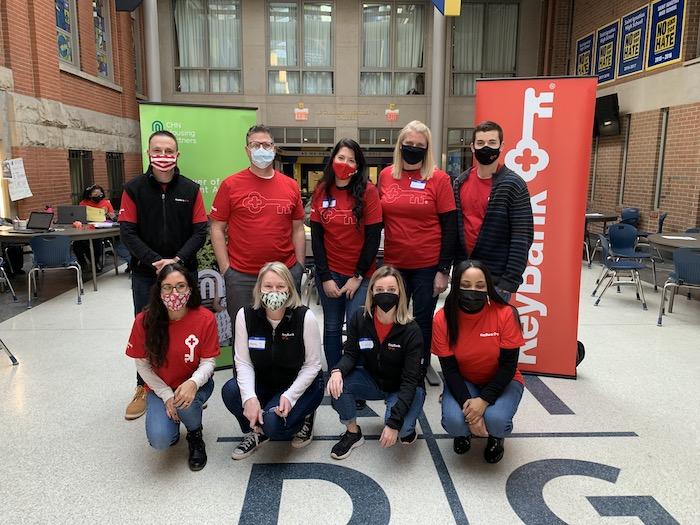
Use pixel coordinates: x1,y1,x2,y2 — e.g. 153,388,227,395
13,211,55,234
57,205,88,224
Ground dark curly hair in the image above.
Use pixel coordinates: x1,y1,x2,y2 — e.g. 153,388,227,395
82,184,106,202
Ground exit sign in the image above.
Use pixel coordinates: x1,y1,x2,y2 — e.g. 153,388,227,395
432,0,461,16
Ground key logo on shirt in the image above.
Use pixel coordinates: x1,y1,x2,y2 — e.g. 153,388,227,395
242,191,293,215
383,183,429,205
321,207,356,225
184,334,199,363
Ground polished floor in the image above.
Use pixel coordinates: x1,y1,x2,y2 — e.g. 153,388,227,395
0,263,697,524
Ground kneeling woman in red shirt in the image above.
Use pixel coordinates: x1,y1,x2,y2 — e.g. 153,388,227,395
126,264,220,471
432,260,525,463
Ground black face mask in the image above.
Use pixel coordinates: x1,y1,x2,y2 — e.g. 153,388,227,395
90,195,103,203
374,292,399,313
401,145,427,165
458,289,488,313
473,145,500,165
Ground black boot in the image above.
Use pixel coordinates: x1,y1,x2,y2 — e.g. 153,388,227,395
484,436,504,464
186,427,207,471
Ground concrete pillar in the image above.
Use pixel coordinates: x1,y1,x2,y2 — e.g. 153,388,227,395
430,6,446,168
144,0,162,102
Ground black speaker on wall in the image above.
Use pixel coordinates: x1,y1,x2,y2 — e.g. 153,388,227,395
594,94,621,137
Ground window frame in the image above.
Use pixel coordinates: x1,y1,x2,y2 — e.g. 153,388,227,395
93,0,115,80
359,2,427,96
55,0,81,68
266,1,335,96
270,127,335,145
358,127,401,146
446,127,474,177
68,150,95,205
106,152,125,209
132,8,145,96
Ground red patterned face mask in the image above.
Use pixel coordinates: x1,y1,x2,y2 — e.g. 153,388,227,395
150,154,177,171
162,290,190,311
332,161,356,181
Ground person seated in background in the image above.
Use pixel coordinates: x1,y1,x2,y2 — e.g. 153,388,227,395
79,184,116,220
327,265,425,460
221,261,324,459
73,185,115,270
432,260,525,464
125,264,220,471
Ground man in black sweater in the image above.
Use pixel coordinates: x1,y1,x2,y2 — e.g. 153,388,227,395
453,121,534,300
119,130,208,420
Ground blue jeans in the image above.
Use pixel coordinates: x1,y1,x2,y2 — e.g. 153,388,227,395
315,270,369,369
145,378,214,450
221,374,324,440
441,379,524,439
331,368,426,438
399,267,438,371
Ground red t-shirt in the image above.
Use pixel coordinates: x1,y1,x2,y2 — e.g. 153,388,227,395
210,168,304,274
125,306,220,390
79,198,114,214
373,311,393,343
431,303,524,386
118,189,207,224
460,167,493,253
310,182,383,277
378,167,456,269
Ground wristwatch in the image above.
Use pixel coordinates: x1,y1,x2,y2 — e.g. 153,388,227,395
174,256,182,264
437,266,450,275
353,272,364,281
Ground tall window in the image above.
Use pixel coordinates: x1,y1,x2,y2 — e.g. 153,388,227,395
132,8,145,94
93,0,113,78
106,152,125,210
446,128,473,177
361,3,425,96
55,0,79,67
174,0,242,93
452,1,519,96
268,2,333,95
69,150,94,204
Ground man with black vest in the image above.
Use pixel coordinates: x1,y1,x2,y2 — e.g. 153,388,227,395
453,121,534,301
119,130,208,420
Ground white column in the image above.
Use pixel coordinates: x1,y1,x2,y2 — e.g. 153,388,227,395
430,6,446,169
143,0,162,102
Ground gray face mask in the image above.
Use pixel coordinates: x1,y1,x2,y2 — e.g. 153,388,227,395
261,290,288,311
251,147,275,169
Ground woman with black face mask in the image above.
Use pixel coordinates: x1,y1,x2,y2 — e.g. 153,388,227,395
377,120,457,383
327,265,426,460
432,260,525,464
74,185,116,270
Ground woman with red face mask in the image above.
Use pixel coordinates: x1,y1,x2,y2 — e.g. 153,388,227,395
310,139,383,370
125,264,220,471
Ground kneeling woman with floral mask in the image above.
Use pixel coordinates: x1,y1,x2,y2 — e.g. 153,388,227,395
221,262,324,459
327,265,426,460
125,264,220,471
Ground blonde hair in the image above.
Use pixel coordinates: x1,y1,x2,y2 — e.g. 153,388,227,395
252,261,302,310
363,265,413,325
391,120,436,181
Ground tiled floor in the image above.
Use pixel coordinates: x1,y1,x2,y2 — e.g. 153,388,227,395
1,262,698,524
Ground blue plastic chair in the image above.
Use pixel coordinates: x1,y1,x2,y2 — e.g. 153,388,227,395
608,223,658,291
27,235,83,308
620,207,641,228
591,234,647,310
657,248,700,326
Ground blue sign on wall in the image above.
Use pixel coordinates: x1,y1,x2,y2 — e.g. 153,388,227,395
595,21,619,84
647,0,686,70
618,5,649,78
575,33,595,76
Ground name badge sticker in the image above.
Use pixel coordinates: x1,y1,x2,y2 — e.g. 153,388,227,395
359,338,374,351
248,337,266,350
409,179,426,190
322,199,337,208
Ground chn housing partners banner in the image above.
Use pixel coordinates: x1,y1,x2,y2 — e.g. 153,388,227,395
139,102,258,368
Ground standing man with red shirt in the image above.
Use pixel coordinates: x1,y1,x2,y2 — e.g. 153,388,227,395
210,125,306,339
119,130,209,420
453,121,534,301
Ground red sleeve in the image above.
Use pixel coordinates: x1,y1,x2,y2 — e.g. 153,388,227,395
499,306,526,349
192,191,208,224
309,187,322,222
118,191,138,223
363,183,383,225
104,200,114,214
291,181,304,221
431,309,454,357
125,314,147,358
434,170,457,214
210,177,232,222
199,309,221,358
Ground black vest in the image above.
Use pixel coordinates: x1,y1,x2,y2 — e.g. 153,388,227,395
244,305,308,392
123,167,201,274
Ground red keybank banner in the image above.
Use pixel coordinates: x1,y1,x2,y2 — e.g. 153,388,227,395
475,77,597,377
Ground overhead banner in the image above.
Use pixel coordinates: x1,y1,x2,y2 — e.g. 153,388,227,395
139,103,258,368
475,77,597,378
618,5,649,78
595,21,619,84
647,0,686,70
575,33,595,76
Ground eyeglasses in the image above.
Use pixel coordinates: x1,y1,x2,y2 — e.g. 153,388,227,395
160,283,190,294
247,141,275,151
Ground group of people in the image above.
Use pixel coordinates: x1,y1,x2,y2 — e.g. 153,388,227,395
120,119,534,471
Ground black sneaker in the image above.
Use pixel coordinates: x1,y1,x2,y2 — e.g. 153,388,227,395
484,436,505,463
330,428,364,460
186,428,207,471
400,430,418,445
232,431,269,460
453,436,471,454
291,412,315,449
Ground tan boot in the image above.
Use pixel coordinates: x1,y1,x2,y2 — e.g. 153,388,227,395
125,385,147,420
